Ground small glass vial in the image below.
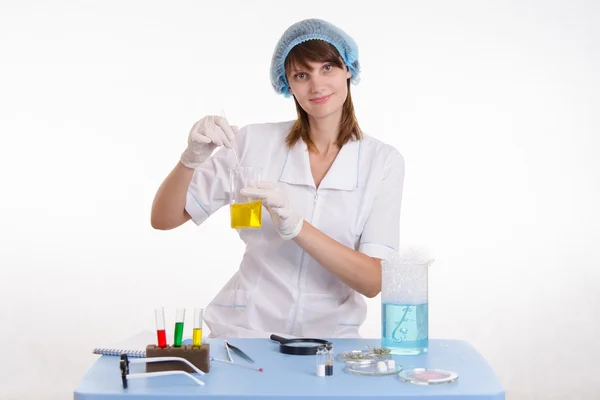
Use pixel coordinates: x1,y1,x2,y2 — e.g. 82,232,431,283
316,346,326,377
325,342,334,376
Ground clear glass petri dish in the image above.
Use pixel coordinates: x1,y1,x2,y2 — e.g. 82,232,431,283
336,349,392,365
344,360,403,377
398,368,458,385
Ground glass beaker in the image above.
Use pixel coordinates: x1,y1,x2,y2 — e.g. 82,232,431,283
229,166,262,229
381,250,434,355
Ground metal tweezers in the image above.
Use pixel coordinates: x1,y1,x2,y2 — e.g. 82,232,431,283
224,340,255,364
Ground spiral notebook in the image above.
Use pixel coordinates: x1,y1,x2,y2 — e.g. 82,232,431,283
92,330,155,358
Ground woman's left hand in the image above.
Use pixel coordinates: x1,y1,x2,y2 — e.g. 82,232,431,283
240,181,303,240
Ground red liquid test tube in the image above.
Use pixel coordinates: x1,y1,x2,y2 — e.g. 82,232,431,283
155,307,167,348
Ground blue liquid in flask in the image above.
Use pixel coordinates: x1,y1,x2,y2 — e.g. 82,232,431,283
381,302,428,355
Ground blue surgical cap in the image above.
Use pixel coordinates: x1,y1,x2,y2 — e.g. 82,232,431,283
270,18,361,97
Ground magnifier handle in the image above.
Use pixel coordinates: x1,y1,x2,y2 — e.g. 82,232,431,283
270,334,289,344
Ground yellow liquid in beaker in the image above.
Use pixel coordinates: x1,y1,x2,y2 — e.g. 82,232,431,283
230,201,262,229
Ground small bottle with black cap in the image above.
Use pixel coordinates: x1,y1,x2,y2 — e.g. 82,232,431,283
325,343,334,376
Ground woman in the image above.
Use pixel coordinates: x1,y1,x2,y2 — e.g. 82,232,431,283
151,18,405,338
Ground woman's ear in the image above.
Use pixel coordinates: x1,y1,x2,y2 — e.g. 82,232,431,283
345,64,352,79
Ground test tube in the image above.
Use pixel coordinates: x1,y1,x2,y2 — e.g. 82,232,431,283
316,346,326,377
325,343,334,376
173,308,185,348
193,308,204,347
155,307,167,348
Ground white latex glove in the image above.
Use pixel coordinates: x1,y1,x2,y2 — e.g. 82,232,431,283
240,181,304,240
180,116,239,169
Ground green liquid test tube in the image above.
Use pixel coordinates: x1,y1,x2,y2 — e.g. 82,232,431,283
174,308,185,347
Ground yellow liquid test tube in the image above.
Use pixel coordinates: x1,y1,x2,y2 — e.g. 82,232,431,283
193,308,204,347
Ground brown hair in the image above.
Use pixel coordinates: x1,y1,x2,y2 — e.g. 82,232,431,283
284,40,362,153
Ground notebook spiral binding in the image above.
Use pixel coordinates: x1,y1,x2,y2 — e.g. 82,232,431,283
93,348,146,358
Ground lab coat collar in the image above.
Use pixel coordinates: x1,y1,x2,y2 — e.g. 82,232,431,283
278,138,360,191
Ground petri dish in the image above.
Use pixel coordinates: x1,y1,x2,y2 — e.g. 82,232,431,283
344,360,403,377
336,349,391,364
398,368,458,385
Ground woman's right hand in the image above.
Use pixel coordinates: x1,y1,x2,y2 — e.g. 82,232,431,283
180,116,239,169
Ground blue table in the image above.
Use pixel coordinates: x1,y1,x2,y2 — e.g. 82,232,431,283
74,338,504,399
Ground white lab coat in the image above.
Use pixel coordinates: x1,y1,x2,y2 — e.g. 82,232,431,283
185,120,405,338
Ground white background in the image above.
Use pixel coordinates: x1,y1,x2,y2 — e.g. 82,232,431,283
1,1,599,399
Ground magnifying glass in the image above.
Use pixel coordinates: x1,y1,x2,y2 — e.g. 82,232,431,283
270,334,331,355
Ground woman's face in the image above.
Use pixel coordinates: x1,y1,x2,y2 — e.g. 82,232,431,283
287,59,352,120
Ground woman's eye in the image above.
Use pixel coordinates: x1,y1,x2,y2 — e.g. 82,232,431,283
295,73,306,79
324,64,332,71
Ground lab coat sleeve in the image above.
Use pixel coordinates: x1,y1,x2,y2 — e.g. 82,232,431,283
358,148,405,260
184,126,247,226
